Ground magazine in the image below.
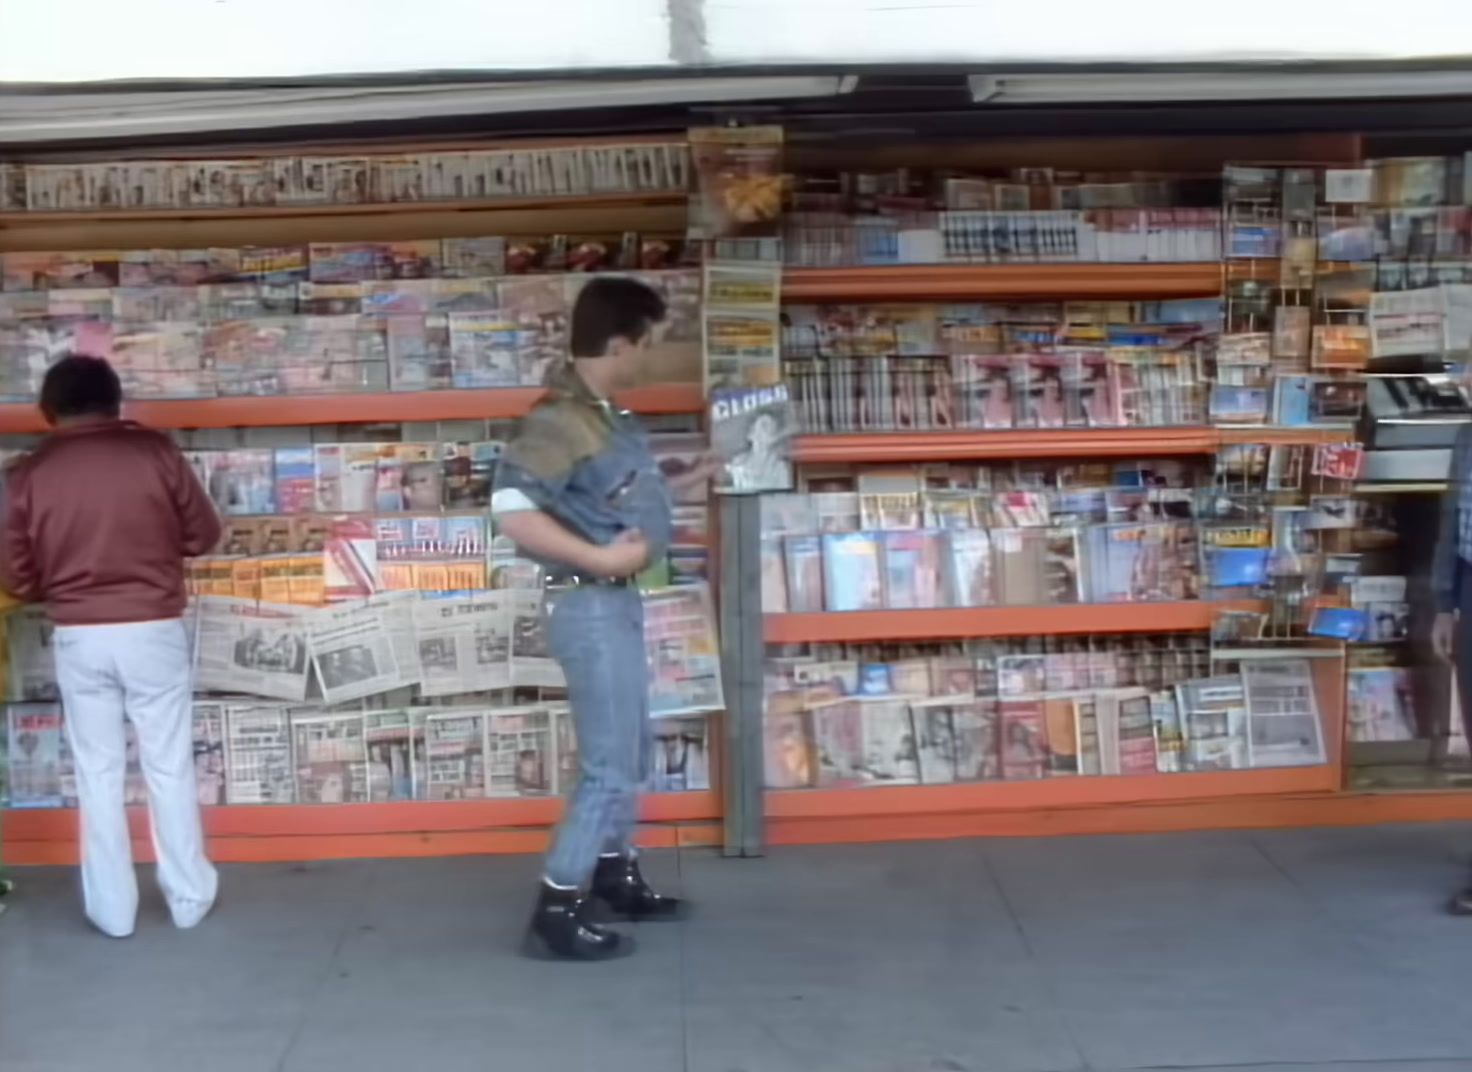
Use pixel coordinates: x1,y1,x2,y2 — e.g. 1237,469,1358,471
763,691,817,789
1347,668,1417,743
643,584,724,717
710,383,796,494
687,126,783,241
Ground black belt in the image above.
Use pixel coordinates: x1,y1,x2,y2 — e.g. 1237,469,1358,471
545,573,633,590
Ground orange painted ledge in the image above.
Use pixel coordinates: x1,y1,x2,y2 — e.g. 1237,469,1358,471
764,601,1216,644
2,790,718,842
767,766,1339,821
0,189,684,228
782,263,1224,301
0,822,722,866
767,789,1472,846
0,383,704,433
794,426,1218,463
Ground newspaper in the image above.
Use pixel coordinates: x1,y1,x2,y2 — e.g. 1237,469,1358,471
486,705,556,797
509,589,563,689
364,708,417,801
643,583,725,717
194,597,311,701
290,709,370,803
6,604,58,701
412,592,512,697
1240,659,1327,768
5,702,66,808
652,716,711,792
304,592,419,706
192,702,228,806
415,707,487,800
1369,288,1444,358
224,703,295,804
551,702,578,789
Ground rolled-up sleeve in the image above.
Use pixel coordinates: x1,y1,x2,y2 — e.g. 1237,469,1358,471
491,408,578,517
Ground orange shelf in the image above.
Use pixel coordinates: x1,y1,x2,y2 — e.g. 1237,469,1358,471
767,765,1339,822
794,426,1218,463
764,601,1216,644
767,786,1472,846
793,425,1358,464
1,790,718,840
0,383,704,433
782,263,1224,301
0,190,683,229
1216,424,1359,445
0,791,720,864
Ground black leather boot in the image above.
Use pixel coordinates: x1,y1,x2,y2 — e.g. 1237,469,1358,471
523,882,632,960
591,854,686,920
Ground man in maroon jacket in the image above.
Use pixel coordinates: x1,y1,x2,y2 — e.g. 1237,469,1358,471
2,356,222,938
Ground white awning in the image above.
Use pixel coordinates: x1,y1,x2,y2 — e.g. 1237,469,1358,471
0,77,856,144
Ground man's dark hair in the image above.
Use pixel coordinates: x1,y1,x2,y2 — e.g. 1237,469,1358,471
569,277,666,358
40,355,123,422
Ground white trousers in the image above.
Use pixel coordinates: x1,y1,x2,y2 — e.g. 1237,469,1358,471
54,618,217,937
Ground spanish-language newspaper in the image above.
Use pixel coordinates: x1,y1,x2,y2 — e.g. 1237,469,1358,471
195,597,311,701
412,592,512,697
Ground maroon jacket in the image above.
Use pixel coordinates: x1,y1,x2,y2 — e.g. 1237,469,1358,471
1,420,222,625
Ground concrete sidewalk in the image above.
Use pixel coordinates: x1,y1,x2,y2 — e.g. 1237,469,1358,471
3,823,1472,1072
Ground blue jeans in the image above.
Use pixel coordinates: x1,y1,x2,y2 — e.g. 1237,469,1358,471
542,585,651,888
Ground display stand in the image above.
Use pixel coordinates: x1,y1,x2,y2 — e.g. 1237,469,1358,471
5,125,1472,865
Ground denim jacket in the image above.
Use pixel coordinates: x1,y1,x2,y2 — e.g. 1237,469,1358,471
492,363,672,574
1432,421,1472,612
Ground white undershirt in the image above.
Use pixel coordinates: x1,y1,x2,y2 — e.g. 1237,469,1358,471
489,487,537,516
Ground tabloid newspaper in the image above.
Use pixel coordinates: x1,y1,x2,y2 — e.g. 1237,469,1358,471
224,703,295,805
5,702,66,808
1240,658,1327,768
642,584,725,718
415,708,487,800
7,605,58,702
194,597,311,701
412,591,513,697
486,705,556,797
364,708,418,801
290,709,370,804
192,702,228,806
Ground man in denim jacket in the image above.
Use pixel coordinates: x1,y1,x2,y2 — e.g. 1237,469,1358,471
492,277,712,960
